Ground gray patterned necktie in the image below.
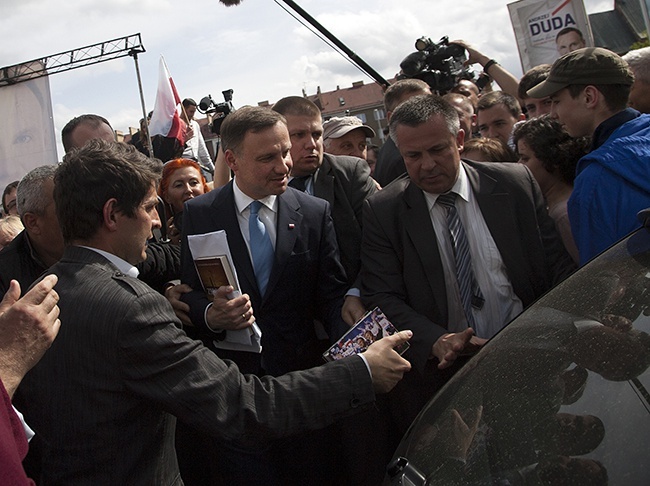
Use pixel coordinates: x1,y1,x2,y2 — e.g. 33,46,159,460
437,192,484,330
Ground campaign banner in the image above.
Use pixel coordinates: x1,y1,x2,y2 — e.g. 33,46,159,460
508,0,593,72
0,62,58,192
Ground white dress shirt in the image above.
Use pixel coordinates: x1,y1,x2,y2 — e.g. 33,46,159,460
232,178,278,261
423,165,523,338
182,119,215,171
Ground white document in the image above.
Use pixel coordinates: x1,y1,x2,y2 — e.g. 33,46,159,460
187,230,262,353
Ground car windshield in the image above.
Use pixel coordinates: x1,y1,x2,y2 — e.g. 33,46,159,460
390,225,650,485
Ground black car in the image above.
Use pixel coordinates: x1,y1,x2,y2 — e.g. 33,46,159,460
388,211,650,485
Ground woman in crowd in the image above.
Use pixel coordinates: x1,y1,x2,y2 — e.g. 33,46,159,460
158,158,210,244
513,116,589,264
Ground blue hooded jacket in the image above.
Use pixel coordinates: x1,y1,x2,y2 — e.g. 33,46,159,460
569,113,650,265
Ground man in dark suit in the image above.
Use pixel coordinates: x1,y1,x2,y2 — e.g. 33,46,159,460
272,96,378,325
180,106,349,376
0,166,62,298
361,94,575,440
15,140,411,485
271,97,384,483
179,106,363,483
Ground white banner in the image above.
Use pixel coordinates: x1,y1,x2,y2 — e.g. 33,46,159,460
0,62,58,192
508,0,593,72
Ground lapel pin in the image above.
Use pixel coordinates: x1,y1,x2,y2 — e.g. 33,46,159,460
288,223,295,230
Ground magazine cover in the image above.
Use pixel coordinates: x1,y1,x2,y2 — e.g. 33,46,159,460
193,255,238,300
187,230,262,353
323,307,409,362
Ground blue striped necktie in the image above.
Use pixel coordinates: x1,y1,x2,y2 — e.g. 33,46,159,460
437,192,484,330
248,201,274,295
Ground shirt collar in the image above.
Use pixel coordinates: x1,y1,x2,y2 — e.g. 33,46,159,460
81,246,140,278
423,164,470,212
232,177,278,214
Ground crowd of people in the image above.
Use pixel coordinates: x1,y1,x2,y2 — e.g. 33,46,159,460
1,35,650,485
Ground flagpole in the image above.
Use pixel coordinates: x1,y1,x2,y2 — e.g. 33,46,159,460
129,45,154,157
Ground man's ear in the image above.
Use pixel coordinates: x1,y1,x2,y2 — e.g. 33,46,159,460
21,212,39,234
102,198,120,232
224,149,238,173
584,85,601,109
518,113,526,122
456,129,466,153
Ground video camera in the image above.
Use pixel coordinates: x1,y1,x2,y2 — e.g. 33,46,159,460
198,89,235,135
398,36,476,94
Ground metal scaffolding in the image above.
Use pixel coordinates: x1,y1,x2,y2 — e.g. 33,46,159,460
0,33,145,86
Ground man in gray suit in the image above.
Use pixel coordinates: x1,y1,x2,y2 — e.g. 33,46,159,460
15,140,412,485
362,94,575,441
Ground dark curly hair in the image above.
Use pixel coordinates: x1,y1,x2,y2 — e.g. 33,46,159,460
513,116,590,185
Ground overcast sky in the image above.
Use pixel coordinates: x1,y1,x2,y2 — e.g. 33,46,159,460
0,0,613,157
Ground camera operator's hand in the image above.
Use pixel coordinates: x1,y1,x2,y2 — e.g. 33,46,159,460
450,39,490,67
450,39,520,98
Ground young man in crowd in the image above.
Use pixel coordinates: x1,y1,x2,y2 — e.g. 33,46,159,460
528,47,650,264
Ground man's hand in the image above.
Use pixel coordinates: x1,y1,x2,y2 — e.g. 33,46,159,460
363,330,412,393
449,39,490,67
450,39,520,98
341,295,366,327
431,328,475,369
0,276,61,397
206,286,255,331
166,217,181,246
462,336,488,356
164,283,193,326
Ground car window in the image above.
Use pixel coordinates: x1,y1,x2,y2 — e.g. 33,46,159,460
390,227,650,485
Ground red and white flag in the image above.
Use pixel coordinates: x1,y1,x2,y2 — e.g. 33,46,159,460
149,57,186,146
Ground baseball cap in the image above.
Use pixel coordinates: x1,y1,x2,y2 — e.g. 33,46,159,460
527,47,634,99
322,116,376,140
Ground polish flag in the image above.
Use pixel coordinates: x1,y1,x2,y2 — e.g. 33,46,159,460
149,57,186,146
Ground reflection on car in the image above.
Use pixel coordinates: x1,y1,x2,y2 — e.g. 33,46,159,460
388,211,650,485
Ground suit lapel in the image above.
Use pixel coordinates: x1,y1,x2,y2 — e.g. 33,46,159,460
211,183,259,298
464,162,524,279
403,181,449,322
266,190,301,299
313,159,335,203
